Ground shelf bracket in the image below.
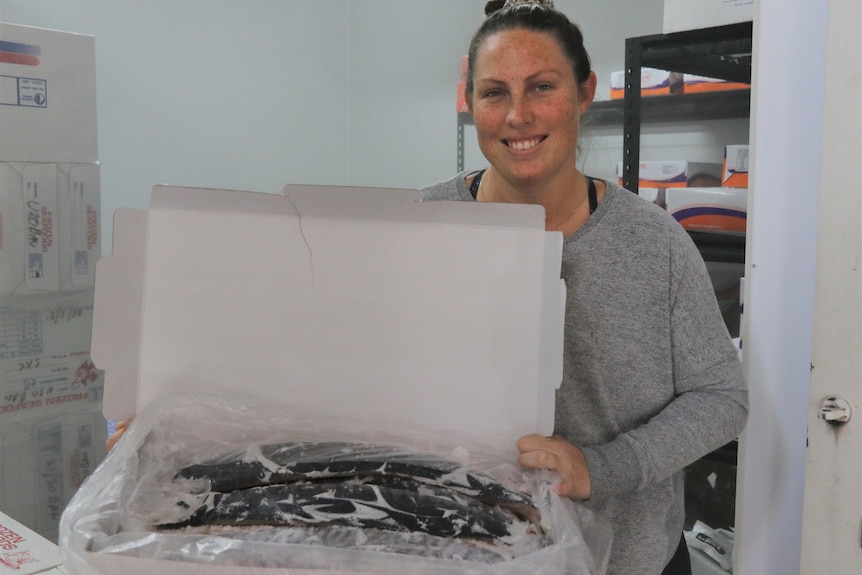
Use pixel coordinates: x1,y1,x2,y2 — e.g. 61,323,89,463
623,36,643,195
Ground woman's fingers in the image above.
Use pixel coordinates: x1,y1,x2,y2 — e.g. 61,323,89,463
106,419,131,450
517,433,592,500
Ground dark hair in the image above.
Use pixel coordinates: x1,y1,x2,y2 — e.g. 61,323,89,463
466,1,592,103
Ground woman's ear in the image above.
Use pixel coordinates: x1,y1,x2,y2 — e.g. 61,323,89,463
578,71,598,114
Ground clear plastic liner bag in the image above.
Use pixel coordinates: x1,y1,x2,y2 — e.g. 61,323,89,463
60,389,612,575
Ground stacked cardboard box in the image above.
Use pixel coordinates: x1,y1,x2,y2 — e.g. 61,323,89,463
0,23,106,543
622,160,747,233
609,68,683,99
617,160,723,189
722,145,749,188
456,55,469,112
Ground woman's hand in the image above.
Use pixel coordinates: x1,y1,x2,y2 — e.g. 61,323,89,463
517,433,592,500
106,419,131,450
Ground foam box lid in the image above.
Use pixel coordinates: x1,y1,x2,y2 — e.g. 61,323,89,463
91,184,565,452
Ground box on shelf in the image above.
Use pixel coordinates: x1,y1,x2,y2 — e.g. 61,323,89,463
457,55,469,112
0,23,97,164
457,81,469,112
663,0,754,34
617,161,723,189
638,187,669,210
0,509,67,573
722,145,749,187
666,187,748,233
681,74,750,94
0,162,101,295
610,68,682,100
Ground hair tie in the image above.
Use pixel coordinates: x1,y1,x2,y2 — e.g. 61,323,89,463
485,0,556,16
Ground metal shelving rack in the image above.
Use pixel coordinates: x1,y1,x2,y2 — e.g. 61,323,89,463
622,21,753,266
621,21,753,194
618,22,754,508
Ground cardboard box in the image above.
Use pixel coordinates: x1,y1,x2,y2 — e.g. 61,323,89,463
457,80,469,112
610,68,682,99
0,24,97,164
1,290,103,420
681,74,750,94
663,0,754,34
617,161,723,188
638,187,669,210
0,163,100,295
666,187,747,233
456,55,469,112
0,409,106,544
0,509,65,573
722,145,749,187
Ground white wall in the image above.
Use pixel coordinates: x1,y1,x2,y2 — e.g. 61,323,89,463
3,0,741,255
3,0,351,253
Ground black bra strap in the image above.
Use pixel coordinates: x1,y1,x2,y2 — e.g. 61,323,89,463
472,170,597,215
587,176,597,215
469,169,486,199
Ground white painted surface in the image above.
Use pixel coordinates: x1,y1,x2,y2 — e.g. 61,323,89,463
800,0,862,571
733,0,828,573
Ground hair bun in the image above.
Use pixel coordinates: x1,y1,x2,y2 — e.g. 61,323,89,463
484,0,506,15
485,0,556,15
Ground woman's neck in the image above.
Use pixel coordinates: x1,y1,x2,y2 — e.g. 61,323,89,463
477,168,598,235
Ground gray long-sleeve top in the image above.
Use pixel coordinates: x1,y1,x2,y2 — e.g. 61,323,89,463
420,174,748,575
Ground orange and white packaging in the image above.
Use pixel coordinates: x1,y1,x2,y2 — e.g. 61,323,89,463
617,161,722,188
666,187,748,233
457,55,469,112
682,74,750,94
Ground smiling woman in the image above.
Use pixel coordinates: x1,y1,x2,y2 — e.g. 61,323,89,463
420,2,749,574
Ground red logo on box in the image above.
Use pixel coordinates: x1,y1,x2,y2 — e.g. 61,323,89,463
0,550,37,569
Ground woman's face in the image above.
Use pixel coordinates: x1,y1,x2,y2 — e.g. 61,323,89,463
470,28,595,188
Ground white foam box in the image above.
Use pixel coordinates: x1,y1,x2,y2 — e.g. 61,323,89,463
0,290,103,422
0,408,106,545
0,24,97,164
666,187,748,233
722,145,749,188
617,161,722,188
0,509,66,574
663,0,754,34
94,185,565,439
0,163,101,295
79,184,565,573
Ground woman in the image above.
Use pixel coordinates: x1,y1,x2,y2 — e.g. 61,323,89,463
420,2,748,574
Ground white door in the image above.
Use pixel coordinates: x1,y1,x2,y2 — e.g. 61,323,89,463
734,0,862,573
800,0,862,571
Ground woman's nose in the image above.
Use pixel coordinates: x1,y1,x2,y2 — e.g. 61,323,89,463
506,94,532,126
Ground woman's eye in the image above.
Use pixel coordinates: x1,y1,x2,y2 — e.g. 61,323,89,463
535,83,554,92
482,89,503,98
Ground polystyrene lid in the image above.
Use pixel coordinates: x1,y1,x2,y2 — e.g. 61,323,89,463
92,184,564,452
